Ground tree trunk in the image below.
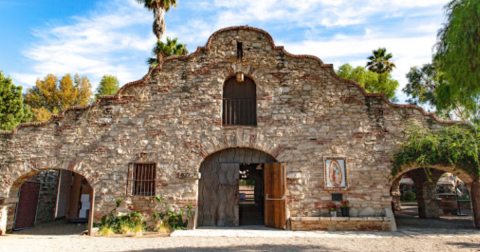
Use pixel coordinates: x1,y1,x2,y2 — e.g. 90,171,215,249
472,177,480,229
153,8,166,41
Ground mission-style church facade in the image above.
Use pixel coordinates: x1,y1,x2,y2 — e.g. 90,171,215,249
1,26,475,234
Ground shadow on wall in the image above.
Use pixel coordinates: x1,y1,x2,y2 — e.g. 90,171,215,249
124,245,339,252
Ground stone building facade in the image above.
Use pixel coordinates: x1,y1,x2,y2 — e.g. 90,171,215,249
0,26,474,233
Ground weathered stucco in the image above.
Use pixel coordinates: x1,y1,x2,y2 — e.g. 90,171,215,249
0,26,465,232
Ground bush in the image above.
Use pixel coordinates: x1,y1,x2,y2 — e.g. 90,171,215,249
403,191,416,201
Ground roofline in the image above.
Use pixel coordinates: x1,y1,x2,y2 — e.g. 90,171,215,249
0,26,469,135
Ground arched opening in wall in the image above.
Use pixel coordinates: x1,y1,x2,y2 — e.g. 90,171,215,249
7,169,93,235
391,168,476,229
197,147,287,229
223,76,257,126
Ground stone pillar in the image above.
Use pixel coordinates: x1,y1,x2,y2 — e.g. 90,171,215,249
0,204,7,235
472,177,480,229
390,176,402,212
408,169,444,219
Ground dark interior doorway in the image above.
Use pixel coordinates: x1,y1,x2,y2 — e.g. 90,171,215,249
239,164,264,226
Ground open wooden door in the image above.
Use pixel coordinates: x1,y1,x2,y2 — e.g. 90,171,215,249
264,163,287,230
14,182,41,230
198,163,240,226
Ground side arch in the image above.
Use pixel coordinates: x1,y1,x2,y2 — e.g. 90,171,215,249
4,168,95,235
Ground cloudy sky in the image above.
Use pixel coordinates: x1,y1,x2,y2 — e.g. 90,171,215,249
0,0,450,103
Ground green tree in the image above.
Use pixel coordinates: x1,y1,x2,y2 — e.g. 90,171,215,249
336,64,399,101
95,75,120,99
0,71,33,130
434,0,480,116
366,48,397,74
147,37,189,66
403,63,473,121
136,0,178,47
24,74,93,122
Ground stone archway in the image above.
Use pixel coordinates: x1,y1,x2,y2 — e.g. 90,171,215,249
4,169,94,235
197,147,277,227
390,166,479,229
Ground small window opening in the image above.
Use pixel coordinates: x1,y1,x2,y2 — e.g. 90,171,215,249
128,163,157,196
331,193,343,202
237,42,244,59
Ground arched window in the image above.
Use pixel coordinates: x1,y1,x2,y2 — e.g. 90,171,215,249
223,77,257,126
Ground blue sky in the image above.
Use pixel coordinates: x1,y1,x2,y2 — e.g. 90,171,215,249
0,0,450,103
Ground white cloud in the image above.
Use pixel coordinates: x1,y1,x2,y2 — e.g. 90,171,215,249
11,0,450,104
12,0,154,92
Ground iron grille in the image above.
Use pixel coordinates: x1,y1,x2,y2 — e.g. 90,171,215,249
222,98,257,126
127,163,157,196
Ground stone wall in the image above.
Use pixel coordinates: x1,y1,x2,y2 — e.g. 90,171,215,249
25,171,59,223
291,217,391,231
0,26,463,232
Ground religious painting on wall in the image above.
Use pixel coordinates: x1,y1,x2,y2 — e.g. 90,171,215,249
324,157,347,188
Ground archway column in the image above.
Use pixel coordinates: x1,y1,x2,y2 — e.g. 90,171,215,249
408,169,444,219
472,176,480,229
0,203,7,235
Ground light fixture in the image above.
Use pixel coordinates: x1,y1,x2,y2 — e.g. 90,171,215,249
236,71,244,82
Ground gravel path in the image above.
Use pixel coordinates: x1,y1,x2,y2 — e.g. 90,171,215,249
1,232,479,252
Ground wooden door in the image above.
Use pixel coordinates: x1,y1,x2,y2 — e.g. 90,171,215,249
198,163,240,226
264,163,287,230
14,182,41,230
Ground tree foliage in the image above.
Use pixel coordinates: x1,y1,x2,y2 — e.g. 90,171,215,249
434,0,480,113
336,63,399,101
24,74,93,122
96,75,120,99
366,48,397,74
403,63,474,121
0,71,33,130
392,125,480,179
147,37,189,66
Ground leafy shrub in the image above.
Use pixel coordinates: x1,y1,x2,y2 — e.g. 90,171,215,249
97,198,146,236
152,196,192,231
403,191,417,201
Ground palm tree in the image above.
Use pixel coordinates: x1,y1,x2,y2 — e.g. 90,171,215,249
366,48,397,74
136,0,178,42
147,37,189,66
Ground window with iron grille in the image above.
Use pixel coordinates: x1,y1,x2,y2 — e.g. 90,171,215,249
127,163,157,196
222,77,257,126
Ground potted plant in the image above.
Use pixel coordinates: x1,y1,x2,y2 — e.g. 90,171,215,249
341,200,350,217
327,203,337,217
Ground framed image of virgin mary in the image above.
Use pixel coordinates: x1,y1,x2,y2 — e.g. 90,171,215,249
324,157,347,188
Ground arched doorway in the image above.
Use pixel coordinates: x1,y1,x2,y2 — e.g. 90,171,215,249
197,147,286,228
391,167,476,229
7,169,93,235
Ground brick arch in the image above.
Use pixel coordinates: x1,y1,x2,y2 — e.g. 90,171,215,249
390,165,474,185
5,168,93,233
390,166,477,222
190,136,285,172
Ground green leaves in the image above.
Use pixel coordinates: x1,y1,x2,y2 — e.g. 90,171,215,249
95,75,120,99
366,48,397,74
336,63,399,101
434,0,480,116
148,37,189,66
392,125,480,178
0,71,32,130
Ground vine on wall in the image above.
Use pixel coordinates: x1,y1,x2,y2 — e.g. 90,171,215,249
392,125,480,179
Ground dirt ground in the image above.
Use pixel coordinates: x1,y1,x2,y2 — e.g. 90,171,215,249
1,233,480,252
